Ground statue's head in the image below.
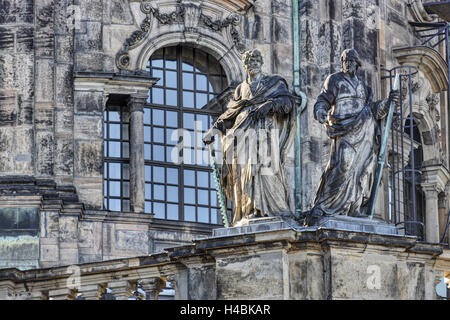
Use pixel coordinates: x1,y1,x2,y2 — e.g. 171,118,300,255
341,49,361,76
242,49,263,77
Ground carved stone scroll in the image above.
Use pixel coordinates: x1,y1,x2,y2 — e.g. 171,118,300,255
116,2,245,70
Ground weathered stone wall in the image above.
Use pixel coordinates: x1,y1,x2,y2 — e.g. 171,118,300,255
0,207,39,270
0,177,211,269
0,0,34,176
1,228,447,300
73,0,108,209
204,229,444,300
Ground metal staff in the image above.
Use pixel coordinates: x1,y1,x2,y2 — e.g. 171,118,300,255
369,73,400,220
208,142,230,227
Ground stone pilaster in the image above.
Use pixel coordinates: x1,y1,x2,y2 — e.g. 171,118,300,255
165,272,188,300
108,280,133,300
78,284,106,300
40,197,62,268
48,288,77,300
446,185,450,246
31,291,48,300
127,95,146,213
140,277,165,300
0,281,15,300
422,185,440,243
421,165,450,243
58,213,80,265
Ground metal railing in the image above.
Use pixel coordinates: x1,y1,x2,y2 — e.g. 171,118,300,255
382,66,425,239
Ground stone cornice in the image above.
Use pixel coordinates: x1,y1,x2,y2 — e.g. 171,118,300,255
435,248,450,271
81,210,154,225
73,71,158,97
421,164,450,192
0,176,84,215
393,46,448,93
0,227,444,283
0,227,446,298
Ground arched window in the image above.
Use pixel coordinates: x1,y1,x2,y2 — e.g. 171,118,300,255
143,45,229,223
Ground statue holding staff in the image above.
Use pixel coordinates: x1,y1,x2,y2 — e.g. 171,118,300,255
305,49,400,225
203,49,300,226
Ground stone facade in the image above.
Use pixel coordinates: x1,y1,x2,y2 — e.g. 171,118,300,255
0,227,448,300
0,0,449,299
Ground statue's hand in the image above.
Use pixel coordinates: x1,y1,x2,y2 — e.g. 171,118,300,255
202,133,215,145
213,119,225,133
388,89,400,107
203,127,219,145
254,101,274,119
316,109,328,124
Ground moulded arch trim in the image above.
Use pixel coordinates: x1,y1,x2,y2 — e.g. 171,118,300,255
407,0,439,23
393,46,448,93
401,109,440,163
135,31,246,84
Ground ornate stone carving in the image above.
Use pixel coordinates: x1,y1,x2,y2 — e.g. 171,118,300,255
229,23,246,53
200,12,240,31
407,0,438,23
116,15,152,69
116,3,185,70
141,2,185,25
116,2,245,70
184,3,202,28
426,93,440,111
393,46,448,94
200,12,245,52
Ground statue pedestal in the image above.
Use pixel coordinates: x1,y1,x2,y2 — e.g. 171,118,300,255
200,216,441,300
212,217,292,237
316,215,399,236
212,215,399,238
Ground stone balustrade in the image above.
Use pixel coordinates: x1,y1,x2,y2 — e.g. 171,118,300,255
0,226,449,300
0,251,175,300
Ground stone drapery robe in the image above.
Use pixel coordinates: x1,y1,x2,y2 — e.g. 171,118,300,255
214,75,297,226
313,71,389,217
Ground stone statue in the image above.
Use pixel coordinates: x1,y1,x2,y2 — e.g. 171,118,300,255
305,49,400,225
203,49,299,226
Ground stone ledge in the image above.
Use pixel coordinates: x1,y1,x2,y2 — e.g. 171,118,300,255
0,225,445,281
212,217,292,237
315,215,399,235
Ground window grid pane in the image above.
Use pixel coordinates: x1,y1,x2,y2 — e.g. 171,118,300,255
104,108,130,212
145,45,231,224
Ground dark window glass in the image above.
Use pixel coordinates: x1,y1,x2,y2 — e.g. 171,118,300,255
104,108,130,212
403,118,425,239
145,45,230,224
